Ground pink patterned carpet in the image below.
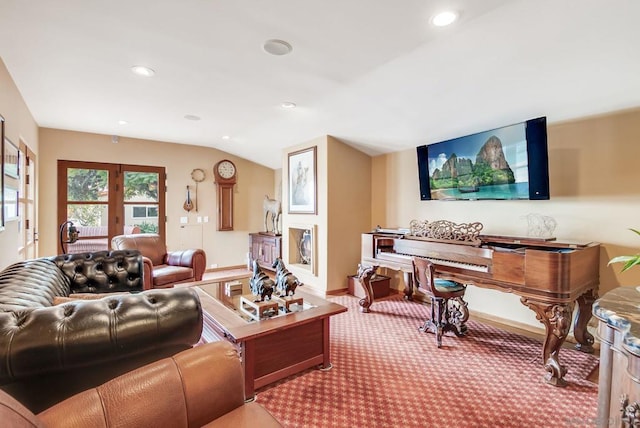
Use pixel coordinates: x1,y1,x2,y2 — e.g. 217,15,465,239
256,294,599,428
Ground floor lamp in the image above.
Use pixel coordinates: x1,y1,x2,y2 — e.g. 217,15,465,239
59,220,79,254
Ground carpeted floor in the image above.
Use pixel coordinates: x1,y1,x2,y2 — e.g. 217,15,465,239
255,294,599,428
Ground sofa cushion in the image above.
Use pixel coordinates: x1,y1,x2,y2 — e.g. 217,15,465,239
153,265,194,287
0,259,70,313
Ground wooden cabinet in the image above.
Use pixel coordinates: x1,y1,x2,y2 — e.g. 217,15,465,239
593,287,640,428
249,233,282,271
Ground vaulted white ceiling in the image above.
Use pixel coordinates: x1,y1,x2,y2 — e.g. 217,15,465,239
1,0,639,169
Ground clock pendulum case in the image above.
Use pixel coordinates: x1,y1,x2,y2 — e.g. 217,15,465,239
213,159,237,231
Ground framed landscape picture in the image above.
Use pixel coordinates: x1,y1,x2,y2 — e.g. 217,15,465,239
288,146,317,214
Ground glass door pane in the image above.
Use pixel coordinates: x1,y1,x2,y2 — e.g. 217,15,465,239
63,166,110,253
123,171,159,234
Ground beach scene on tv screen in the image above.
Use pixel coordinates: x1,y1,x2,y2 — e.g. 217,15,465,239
428,122,528,200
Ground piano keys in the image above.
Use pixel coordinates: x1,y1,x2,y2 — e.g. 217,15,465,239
360,232,600,387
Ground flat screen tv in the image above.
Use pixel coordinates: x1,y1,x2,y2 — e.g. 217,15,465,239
417,116,549,201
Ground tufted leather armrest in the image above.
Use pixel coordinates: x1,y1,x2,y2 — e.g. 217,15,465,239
0,288,203,412
0,259,71,312
48,250,144,293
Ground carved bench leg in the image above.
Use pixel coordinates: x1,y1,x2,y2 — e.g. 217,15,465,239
419,297,447,348
448,296,469,337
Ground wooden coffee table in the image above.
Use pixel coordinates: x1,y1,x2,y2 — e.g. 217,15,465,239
190,280,347,399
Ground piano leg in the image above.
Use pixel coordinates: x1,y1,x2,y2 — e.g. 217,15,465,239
520,298,575,387
356,264,379,313
574,288,597,354
403,271,414,300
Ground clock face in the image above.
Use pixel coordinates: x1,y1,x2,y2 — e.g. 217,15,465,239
217,160,236,179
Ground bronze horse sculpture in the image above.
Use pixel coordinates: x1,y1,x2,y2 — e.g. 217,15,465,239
272,258,301,297
250,259,275,302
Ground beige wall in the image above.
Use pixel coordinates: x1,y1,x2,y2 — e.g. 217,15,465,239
326,136,371,292
0,58,39,269
372,107,640,329
282,135,371,294
38,128,275,267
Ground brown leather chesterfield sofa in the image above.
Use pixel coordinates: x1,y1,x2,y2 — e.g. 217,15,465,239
0,250,203,413
0,341,282,427
111,233,207,289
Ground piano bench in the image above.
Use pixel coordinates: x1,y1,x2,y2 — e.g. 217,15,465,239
348,274,391,299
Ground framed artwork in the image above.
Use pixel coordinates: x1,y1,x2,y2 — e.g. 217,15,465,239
0,114,4,231
288,146,317,214
4,137,19,178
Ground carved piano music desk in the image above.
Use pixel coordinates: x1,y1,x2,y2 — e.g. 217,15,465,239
359,220,600,387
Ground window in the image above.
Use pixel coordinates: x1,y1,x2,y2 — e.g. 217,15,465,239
132,206,158,218
132,206,146,218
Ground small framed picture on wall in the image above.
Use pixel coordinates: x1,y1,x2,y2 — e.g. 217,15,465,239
288,146,317,214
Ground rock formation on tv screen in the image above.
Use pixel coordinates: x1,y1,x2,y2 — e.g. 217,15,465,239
430,136,515,189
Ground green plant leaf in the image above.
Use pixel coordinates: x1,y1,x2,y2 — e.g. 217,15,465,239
609,255,640,272
608,228,640,272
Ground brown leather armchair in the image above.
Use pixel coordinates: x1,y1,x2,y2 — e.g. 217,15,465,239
111,233,207,289
0,341,282,427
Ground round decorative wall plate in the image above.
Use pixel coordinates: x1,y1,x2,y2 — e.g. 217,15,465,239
191,168,206,182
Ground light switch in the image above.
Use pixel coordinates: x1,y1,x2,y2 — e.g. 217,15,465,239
204,216,209,223
180,216,188,224
197,216,202,223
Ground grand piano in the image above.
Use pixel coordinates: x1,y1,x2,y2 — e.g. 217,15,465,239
360,220,600,387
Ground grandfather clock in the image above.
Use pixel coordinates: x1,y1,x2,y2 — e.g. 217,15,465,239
213,159,237,231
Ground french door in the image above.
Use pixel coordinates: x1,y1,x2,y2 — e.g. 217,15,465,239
57,160,166,254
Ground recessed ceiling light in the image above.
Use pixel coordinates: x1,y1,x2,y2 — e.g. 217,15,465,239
431,11,458,27
281,101,296,109
222,135,230,140
184,114,201,121
263,39,293,56
131,65,156,77
117,120,128,125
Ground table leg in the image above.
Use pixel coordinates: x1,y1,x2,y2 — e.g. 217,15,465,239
320,318,332,370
